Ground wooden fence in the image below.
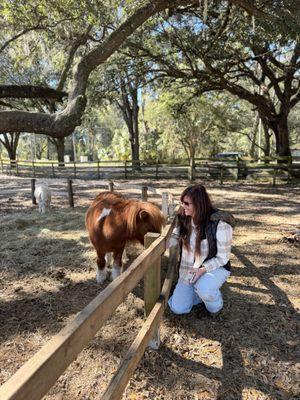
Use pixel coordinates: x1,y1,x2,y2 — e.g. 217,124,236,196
27,178,177,215
0,186,179,400
1,157,299,185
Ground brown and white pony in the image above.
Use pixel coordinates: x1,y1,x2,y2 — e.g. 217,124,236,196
85,192,165,284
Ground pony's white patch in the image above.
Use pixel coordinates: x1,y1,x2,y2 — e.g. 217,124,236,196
111,264,122,281
98,208,111,222
105,252,113,266
96,267,108,284
122,249,129,263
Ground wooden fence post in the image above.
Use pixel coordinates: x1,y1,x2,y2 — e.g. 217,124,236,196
141,186,148,201
31,178,36,204
73,161,77,179
124,160,127,179
272,167,277,187
220,165,224,185
155,160,159,179
97,160,100,179
144,232,161,349
236,157,240,181
0,158,3,173
32,160,35,177
108,181,114,191
168,193,175,217
169,240,180,285
67,179,74,207
161,192,169,218
52,163,55,178
287,157,292,183
15,160,19,175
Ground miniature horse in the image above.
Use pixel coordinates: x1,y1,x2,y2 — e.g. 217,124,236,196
34,183,51,213
85,192,165,284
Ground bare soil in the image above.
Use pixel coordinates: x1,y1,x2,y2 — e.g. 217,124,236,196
0,175,299,400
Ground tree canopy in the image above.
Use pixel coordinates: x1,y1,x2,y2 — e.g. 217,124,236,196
125,0,300,156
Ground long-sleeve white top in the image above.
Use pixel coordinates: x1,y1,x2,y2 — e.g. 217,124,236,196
169,220,233,284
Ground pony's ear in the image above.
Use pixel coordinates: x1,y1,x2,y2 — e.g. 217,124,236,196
138,209,149,221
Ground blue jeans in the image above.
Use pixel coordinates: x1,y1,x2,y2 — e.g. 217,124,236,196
168,267,231,314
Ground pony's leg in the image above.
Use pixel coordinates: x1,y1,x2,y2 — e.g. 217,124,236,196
111,249,124,280
122,248,129,264
105,252,113,266
96,254,108,284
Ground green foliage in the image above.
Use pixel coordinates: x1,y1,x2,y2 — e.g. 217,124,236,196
126,0,300,156
1,0,298,161
142,84,255,160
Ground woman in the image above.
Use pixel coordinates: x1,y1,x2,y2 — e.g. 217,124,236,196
168,184,234,316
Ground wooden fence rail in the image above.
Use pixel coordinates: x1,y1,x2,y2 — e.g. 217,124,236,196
0,203,178,400
1,157,299,184
102,244,179,400
24,178,177,215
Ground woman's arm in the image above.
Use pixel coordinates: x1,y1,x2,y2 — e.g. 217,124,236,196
190,221,233,284
202,220,233,272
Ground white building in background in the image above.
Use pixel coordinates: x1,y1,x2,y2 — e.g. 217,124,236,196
291,149,300,163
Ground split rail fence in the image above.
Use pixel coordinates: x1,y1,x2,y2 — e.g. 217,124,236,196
0,185,179,400
28,178,176,216
1,157,299,185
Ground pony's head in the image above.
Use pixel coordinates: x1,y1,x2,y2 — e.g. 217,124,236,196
126,201,165,243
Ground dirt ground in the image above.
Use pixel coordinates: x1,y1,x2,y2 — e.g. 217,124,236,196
0,175,299,400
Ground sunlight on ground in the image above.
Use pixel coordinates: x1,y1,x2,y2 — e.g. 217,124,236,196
270,275,300,311
1,178,299,400
228,276,276,305
190,339,223,369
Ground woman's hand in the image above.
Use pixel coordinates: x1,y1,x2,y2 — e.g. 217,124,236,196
190,266,206,284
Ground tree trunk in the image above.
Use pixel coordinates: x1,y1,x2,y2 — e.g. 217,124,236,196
131,102,140,169
118,81,140,171
55,137,65,166
269,114,291,159
47,136,51,159
0,132,20,163
262,118,271,160
250,113,259,158
141,94,151,136
188,148,195,181
7,146,17,162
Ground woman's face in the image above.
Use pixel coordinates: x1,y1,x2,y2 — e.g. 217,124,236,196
182,195,195,218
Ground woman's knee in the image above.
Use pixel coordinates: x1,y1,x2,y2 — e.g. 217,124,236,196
169,305,190,315
194,282,219,302
168,297,192,315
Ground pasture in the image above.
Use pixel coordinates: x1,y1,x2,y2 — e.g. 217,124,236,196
0,175,299,400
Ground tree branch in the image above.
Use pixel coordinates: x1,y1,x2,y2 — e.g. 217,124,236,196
0,16,80,54
56,26,92,92
0,0,192,136
0,0,283,137
0,85,67,101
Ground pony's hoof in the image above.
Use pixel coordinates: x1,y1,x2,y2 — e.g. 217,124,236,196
111,267,122,281
96,269,108,284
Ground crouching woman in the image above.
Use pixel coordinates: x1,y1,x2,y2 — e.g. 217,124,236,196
168,184,234,316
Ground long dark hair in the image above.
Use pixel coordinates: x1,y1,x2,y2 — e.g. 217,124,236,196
178,184,216,256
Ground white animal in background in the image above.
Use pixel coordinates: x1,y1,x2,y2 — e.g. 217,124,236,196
34,184,51,213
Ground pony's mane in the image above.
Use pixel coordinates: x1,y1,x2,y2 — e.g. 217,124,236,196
93,192,164,238
93,191,124,207
125,200,164,238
